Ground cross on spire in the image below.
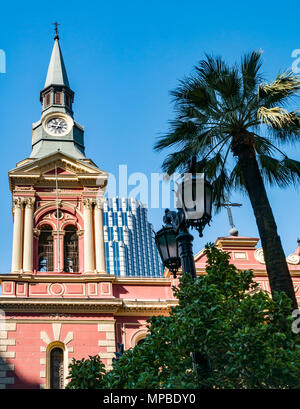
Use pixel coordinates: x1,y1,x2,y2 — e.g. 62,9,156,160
220,193,242,236
53,21,60,40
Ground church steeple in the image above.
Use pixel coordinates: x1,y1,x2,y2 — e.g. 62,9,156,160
30,32,86,160
40,33,74,118
44,36,70,89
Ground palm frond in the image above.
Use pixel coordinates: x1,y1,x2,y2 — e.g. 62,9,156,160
196,55,242,102
253,135,276,155
161,149,195,175
258,71,300,106
154,120,199,151
171,77,215,112
229,162,247,192
211,169,231,209
257,106,298,128
258,154,291,187
195,153,224,180
241,51,263,95
281,157,300,184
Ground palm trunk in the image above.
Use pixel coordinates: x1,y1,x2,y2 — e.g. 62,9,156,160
237,147,298,311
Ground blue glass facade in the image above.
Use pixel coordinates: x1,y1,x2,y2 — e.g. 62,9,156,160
103,197,164,277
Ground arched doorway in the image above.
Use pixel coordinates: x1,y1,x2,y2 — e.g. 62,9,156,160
64,225,78,272
38,225,54,271
50,347,64,389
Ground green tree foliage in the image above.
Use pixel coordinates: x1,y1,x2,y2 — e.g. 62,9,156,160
67,245,300,389
66,354,106,389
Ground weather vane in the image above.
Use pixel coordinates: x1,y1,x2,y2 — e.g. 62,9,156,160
220,193,242,236
53,21,60,39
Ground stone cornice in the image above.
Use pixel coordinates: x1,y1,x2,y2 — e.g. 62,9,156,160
0,297,123,313
118,299,178,315
0,297,177,315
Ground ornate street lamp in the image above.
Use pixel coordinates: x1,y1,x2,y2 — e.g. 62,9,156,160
154,160,213,381
155,171,213,278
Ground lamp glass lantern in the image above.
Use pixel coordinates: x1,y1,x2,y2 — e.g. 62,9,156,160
155,226,181,276
177,172,213,234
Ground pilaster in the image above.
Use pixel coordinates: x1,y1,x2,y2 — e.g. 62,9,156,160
83,198,95,273
11,198,24,273
23,198,35,273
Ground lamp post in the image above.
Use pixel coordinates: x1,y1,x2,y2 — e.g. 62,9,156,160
155,164,213,382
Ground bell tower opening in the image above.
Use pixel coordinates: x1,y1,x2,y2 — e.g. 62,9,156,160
64,225,78,272
38,225,54,272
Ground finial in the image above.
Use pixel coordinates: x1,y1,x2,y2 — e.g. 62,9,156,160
53,21,60,40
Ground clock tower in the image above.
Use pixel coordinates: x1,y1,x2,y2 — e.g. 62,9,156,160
8,32,108,276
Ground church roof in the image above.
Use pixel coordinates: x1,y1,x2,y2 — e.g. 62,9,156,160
44,37,70,88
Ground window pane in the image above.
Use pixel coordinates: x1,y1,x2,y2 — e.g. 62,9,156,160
38,225,53,271
54,92,62,105
64,226,78,272
50,348,64,389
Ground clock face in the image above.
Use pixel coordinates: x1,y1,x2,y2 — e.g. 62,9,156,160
46,117,68,135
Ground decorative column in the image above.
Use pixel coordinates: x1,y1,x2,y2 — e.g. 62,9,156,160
83,199,95,273
94,199,106,273
11,197,24,273
23,198,35,273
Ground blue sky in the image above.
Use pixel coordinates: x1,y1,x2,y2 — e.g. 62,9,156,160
0,0,299,272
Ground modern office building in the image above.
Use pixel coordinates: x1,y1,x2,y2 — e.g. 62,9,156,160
103,197,164,277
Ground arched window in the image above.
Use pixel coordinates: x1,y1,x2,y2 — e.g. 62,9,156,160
64,225,78,272
136,338,145,346
50,347,64,389
38,225,54,271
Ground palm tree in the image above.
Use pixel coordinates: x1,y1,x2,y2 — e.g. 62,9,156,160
154,51,300,310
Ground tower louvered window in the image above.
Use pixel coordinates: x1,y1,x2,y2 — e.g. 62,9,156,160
38,225,54,272
64,225,78,272
54,92,62,105
50,347,64,389
65,94,71,107
45,92,51,107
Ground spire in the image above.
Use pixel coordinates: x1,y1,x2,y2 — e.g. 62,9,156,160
32,32,85,160
44,35,70,88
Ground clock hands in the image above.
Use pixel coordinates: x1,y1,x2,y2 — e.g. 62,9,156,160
47,118,68,134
